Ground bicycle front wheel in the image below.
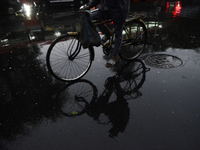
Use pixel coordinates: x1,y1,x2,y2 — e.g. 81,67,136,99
119,20,147,60
46,34,92,82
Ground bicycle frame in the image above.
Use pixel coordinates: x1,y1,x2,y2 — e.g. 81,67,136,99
67,12,146,48
93,16,147,49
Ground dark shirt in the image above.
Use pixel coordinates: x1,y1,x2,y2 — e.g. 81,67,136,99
88,0,130,22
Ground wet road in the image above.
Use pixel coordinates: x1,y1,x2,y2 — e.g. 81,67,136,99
1,0,200,150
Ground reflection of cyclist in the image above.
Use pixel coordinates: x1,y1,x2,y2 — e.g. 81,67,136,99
106,99,129,138
86,76,130,138
59,59,149,138
84,0,130,68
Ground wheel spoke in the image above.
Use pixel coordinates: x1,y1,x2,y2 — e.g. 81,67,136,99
120,20,147,60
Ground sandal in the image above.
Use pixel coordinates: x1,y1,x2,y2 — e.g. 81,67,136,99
105,59,116,68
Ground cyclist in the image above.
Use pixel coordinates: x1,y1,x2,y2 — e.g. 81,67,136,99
84,0,130,68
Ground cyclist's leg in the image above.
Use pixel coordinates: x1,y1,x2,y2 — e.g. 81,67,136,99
112,22,124,57
105,21,124,68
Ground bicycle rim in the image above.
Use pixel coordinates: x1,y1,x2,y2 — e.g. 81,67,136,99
119,20,147,60
46,34,92,82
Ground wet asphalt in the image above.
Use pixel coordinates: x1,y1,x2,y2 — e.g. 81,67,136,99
1,0,200,150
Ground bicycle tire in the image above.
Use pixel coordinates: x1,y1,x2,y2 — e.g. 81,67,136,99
119,19,147,60
46,34,93,82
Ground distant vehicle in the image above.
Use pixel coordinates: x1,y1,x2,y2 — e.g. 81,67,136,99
0,0,23,15
35,0,90,9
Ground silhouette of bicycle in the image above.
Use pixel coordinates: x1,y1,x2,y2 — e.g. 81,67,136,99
56,59,149,138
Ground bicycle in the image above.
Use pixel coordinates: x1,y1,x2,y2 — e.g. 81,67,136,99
46,10,147,82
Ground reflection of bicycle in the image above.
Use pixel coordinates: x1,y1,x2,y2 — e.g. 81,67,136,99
46,10,147,82
56,59,149,138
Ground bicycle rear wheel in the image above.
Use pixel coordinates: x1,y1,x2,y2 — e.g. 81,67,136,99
119,20,147,60
46,34,93,82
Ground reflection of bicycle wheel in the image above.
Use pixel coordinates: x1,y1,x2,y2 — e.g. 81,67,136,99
57,79,98,117
118,59,147,95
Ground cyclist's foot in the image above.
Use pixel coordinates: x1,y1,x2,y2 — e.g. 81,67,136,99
105,56,116,68
101,34,110,44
